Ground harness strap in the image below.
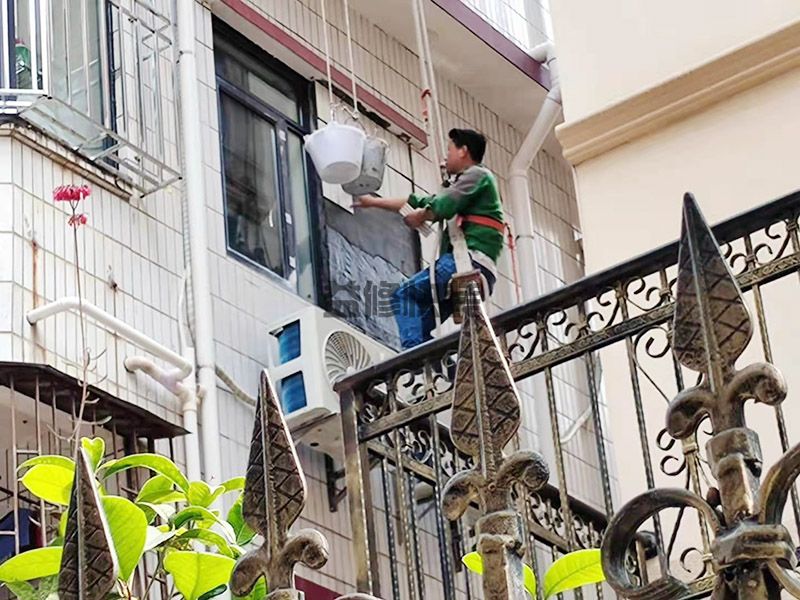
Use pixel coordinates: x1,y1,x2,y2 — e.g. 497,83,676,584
456,214,505,233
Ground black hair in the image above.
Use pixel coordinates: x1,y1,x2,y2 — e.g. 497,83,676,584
448,128,487,163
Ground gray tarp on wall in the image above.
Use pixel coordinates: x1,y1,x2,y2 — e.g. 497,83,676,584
325,200,420,350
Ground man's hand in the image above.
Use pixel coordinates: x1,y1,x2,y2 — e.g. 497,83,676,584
352,194,377,209
403,208,431,230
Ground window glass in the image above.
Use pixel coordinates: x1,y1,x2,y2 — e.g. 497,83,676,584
220,92,284,275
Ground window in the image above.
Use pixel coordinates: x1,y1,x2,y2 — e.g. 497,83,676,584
49,0,106,121
215,25,317,302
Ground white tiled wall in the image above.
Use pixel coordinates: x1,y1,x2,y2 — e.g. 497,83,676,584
0,124,188,465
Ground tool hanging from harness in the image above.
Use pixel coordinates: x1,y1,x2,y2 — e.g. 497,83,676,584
411,0,496,328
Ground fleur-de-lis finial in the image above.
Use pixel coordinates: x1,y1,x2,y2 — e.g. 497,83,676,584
58,448,118,600
443,283,549,600
230,371,329,599
667,194,787,521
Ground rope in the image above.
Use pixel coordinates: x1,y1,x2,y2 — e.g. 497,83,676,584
411,0,443,333
415,0,446,161
319,0,335,120
342,0,359,119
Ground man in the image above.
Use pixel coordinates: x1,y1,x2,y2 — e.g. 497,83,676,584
353,128,504,349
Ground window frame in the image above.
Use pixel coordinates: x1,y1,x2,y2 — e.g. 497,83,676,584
214,21,325,304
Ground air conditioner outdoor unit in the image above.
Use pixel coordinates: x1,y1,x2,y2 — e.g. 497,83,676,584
267,305,393,458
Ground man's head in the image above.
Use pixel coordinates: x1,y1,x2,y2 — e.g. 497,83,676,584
445,128,486,174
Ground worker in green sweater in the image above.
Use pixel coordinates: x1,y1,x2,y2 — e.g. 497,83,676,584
353,128,504,349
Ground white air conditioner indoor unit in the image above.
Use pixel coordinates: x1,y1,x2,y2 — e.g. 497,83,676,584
267,305,393,457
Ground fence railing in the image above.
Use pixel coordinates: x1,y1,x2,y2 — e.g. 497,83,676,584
336,190,800,600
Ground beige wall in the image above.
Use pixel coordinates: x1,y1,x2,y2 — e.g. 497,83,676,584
550,0,800,121
575,65,800,272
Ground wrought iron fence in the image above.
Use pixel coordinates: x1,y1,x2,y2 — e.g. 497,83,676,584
335,190,800,600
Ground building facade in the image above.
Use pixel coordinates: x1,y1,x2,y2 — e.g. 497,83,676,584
0,0,608,597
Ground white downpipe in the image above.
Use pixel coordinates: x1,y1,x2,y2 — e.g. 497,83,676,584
507,42,562,470
508,42,561,302
177,0,223,486
27,297,193,378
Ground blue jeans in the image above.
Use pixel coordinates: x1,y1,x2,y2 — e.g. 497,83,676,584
392,253,496,350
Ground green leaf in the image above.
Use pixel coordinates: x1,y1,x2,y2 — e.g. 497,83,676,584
0,547,63,582
81,437,106,471
17,456,75,474
136,475,185,505
36,575,59,600
102,496,148,581
198,584,228,600
163,551,236,600
58,512,68,538
221,477,245,493
227,496,255,546
176,529,238,558
138,501,178,524
19,465,74,506
233,575,267,600
172,507,235,543
99,454,189,492
188,482,215,508
543,549,605,599
462,552,537,597
4,581,37,600
144,525,177,552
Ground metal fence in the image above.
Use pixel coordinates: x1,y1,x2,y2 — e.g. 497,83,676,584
336,190,800,600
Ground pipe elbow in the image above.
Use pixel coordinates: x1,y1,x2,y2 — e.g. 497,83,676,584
529,42,554,63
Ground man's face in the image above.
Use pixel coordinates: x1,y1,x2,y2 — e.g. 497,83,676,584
444,140,469,174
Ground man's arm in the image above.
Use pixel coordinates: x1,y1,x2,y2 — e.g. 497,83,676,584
352,195,408,212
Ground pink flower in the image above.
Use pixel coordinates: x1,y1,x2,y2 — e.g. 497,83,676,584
67,213,89,227
53,185,91,202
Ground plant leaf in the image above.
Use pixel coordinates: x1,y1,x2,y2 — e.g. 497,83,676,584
17,456,75,474
176,529,238,558
144,526,177,552
233,575,267,600
221,477,245,493
81,437,106,471
227,495,255,546
0,547,63,582
462,552,537,597
163,551,235,600
99,454,189,492
138,501,177,524
102,496,148,581
172,507,236,543
188,482,215,508
5,581,38,600
19,465,74,506
57,512,68,538
543,549,605,599
36,575,59,600
198,584,228,600
137,474,172,501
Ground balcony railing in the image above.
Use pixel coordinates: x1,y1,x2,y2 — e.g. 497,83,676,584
1,0,179,195
336,190,800,600
458,0,552,50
